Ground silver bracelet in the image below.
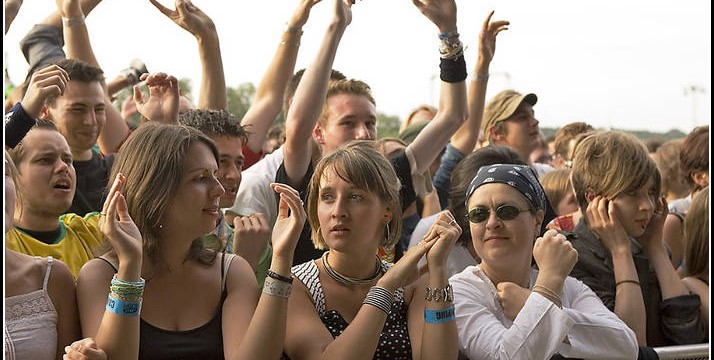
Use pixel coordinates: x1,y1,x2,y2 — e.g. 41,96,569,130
262,277,292,299
363,286,394,314
62,15,85,27
425,284,454,302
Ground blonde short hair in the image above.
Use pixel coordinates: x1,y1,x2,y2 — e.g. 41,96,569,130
571,131,661,212
307,140,402,250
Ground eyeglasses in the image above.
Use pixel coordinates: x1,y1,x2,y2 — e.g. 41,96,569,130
466,205,531,224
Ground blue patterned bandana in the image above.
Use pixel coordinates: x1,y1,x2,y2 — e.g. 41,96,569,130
465,164,556,234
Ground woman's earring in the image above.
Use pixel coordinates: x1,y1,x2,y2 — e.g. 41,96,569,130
383,223,390,246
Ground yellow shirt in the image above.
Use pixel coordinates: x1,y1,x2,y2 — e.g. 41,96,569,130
5,212,103,278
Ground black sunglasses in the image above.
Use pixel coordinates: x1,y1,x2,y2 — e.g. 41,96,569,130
466,205,531,223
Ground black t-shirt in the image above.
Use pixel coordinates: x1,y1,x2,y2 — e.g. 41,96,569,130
69,150,114,215
274,150,416,266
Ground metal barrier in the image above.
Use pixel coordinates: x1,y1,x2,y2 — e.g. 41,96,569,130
653,343,710,360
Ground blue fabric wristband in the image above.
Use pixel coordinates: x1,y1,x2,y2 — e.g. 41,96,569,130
424,305,455,323
106,294,141,316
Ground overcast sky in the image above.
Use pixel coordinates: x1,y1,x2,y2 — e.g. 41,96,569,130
4,0,711,134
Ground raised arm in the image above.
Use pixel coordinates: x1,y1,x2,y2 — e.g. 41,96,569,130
450,11,508,153
406,0,467,175
241,0,321,156
133,72,180,124
586,196,648,345
407,211,461,360
225,183,306,360
149,0,226,110
5,0,23,33
56,0,130,154
283,0,351,187
77,174,144,360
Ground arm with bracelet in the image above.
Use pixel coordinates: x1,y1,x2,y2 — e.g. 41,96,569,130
240,0,321,164
57,0,131,155
229,183,307,360
405,0,467,187
76,174,144,360
148,0,226,110
407,210,461,360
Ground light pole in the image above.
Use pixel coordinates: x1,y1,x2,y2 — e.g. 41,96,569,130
684,85,705,129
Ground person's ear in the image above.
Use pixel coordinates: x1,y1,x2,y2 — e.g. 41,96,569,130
585,188,596,203
383,208,393,225
692,170,709,189
38,104,51,120
313,123,326,145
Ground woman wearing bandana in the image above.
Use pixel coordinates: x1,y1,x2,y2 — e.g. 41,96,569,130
450,164,638,360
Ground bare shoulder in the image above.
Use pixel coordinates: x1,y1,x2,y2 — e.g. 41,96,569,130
225,253,258,292
76,257,115,288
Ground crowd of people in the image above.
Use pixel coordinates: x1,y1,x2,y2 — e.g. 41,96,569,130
4,0,709,359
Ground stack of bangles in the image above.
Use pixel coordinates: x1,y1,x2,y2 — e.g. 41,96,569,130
107,275,145,316
424,284,455,323
532,284,562,308
437,28,467,83
263,269,293,299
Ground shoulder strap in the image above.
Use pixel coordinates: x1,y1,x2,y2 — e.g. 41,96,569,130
221,253,237,292
42,256,54,290
98,256,119,273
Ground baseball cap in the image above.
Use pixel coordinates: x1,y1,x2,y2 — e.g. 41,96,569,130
481,90,538,134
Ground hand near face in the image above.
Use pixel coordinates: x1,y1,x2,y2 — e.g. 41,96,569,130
637,196,668,252
423,210,461,269
99,173,142,264
21,64,69,119
585,195,630,253
63,337,107,360
497,282,529,321
270,183,306,260
133,72,180,124
532,229,577,281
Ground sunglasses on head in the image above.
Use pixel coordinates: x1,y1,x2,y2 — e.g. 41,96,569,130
466,204,531,223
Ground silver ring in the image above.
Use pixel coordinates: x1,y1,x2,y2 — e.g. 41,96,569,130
99,212,107,217
449,219,457,226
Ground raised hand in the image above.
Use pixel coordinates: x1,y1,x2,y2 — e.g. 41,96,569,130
149,0,216,38
133,72,180,124
55,0,82,19
232,213,271,271
21,64,69,119
288,0,323,30
497,282,530,321
378,234,437,291
533,229,578,281
270,183,306,260
479,11,509,65
63,337,107,360
99,173,142,265
332,0,353,28
585,196,630,254
423,210,461,269
411,0,457,33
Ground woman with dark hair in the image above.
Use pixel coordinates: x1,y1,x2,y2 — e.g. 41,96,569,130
74,123,306,360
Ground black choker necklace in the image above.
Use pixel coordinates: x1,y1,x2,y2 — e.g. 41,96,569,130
321,252,385,286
